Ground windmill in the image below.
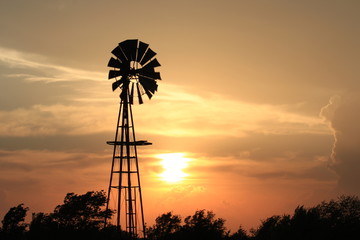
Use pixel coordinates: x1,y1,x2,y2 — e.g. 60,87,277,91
105,39,161,238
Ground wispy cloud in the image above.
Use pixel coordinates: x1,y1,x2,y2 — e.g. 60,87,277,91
0,104,116,136
0,46,103,82
0,46,330,140
0,86,329,137
135,87,330,137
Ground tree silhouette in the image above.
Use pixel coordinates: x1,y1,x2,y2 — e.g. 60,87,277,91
28,212,57,240
315,195,360,239
252,195,360,240
0,203,29,240
27,190,114,240
182,209,227,240
147,212,181,240
254,215,282,240
1,192,359,240
51,190,113,231
147,209,227,240
228,225,250,240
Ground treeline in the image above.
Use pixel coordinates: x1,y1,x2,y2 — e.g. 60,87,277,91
147,195,360,240
0,191,359,240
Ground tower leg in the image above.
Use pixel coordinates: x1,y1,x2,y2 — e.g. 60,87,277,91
105,97,147,239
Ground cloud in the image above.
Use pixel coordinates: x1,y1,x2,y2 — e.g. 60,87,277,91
134,85,329,138
160,184,206,202
0,81,328,138
0,104,116,137
321,92,360,195
0,148,111,219
0,46,103,83
0,46,330,140
0,47,112,135
187,151,335,183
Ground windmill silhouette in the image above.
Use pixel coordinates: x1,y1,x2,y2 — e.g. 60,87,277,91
105,39,161,238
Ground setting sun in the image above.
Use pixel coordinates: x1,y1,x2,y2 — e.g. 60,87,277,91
157,153,190,183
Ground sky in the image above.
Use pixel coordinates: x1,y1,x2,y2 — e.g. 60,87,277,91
1,0,360,232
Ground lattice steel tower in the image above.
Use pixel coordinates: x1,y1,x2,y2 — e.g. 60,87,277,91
105,39,161,238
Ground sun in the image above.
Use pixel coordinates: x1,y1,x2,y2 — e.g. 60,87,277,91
157,153,190,183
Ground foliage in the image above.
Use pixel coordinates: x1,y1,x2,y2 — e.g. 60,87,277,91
147,212,181,240
182,209,227,239
28,212,57,240
147,209,227,240
228,225,250,240
315,195,360,239
27,190,114,240
0,203,29,240
1,193,359,240
252,195,360,240
51,190,113,231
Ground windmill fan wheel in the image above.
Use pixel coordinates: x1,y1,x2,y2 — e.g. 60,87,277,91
108,39,161,104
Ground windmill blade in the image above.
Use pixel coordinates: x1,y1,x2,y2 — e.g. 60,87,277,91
112,78,124,91
111,46,127,63
139,71,161,80
142,58,161,70
119,39,138,61
137,68,154,76
108,70,122,79
108,57,123,69
107,40,161,104
143,86,153,99
129,83,135,104
140,48,156,66
136,83,144,104
136,41,149,62
139,76,158,94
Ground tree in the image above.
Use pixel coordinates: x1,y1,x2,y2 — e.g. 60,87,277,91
147,212,182,240
1,203,29,239
252,196,360,240
51,190,113,231
315,195,360,239
253,215,282,240
28,212,57,240
147,209,227,240
228,225,250,240
289,206,322,239
182,209,227,240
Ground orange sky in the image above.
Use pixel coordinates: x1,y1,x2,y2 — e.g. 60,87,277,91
1,0,360,232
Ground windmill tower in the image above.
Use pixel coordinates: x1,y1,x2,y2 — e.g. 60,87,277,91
105,39,161,238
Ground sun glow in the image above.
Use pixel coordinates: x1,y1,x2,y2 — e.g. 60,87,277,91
157,153,190,183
